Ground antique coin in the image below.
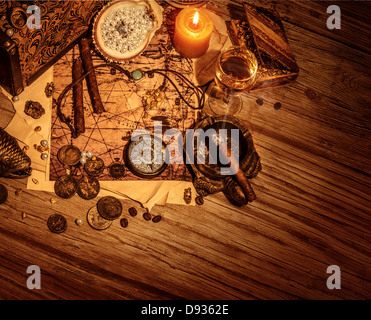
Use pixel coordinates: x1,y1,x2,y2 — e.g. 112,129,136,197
87,206,112,230
47,214,67,234
97,196,122,220
77,176,100,200
108,163,126,179
0,184,8,204
57,145,81,166
54,175,77,199
84,156,105,177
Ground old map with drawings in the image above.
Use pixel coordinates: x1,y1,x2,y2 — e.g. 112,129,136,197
49,7,196,182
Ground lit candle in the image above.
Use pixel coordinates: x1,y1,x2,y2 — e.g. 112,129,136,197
173,7,214,59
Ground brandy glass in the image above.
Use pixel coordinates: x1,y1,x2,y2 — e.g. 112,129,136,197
207,45,258,116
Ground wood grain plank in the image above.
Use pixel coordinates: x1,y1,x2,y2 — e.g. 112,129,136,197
0,0,370,301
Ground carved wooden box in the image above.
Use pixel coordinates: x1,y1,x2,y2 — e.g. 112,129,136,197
0,0,105,96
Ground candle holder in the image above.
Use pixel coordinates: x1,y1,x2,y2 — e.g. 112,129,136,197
207,46,258,116
173,7,213,59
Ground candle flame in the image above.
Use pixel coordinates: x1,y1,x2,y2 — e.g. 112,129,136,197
193,11,199,25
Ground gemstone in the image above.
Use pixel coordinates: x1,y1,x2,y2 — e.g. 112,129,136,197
132,69,143,81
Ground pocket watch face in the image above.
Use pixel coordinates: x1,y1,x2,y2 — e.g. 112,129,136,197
125,134,169,178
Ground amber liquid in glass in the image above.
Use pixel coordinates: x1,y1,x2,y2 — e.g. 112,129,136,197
215,51,258,94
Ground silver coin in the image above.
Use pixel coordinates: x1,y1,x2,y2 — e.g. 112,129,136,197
86,206,112,231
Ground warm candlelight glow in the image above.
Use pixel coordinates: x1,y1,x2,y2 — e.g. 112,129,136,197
193,11,199,26
173,7,214,59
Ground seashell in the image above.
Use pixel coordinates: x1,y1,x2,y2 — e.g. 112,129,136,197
93,0,163,64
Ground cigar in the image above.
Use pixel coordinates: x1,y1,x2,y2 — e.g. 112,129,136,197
220,141,256,203
79,37,105,114
72,57,85,138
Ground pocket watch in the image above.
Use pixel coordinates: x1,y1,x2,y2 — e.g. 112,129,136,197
124,134,169,178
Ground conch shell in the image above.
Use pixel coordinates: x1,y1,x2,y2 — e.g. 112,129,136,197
0,127,32,179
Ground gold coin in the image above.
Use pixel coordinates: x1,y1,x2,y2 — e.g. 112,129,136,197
54,175,77,199
97,196,122,220
77,175,100,200
57,145,81,166
86,206,112,230
84,157,105,177
47,214,67,234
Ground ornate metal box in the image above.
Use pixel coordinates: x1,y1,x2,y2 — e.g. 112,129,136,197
0,0,105,96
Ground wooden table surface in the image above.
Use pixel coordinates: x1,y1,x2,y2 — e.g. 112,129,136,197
0,0,370,300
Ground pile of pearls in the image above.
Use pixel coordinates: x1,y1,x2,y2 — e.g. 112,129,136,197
101,5,154,54
80,151,93,164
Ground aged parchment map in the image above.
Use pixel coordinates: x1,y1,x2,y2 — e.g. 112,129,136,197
50,7,197,182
